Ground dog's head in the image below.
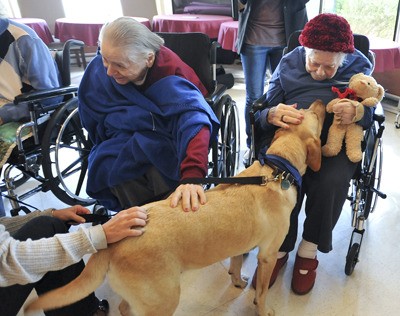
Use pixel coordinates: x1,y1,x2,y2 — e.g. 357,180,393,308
269,100,325,174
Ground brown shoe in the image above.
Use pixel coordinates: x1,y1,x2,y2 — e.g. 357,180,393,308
291,255,319,295
251,253,289,289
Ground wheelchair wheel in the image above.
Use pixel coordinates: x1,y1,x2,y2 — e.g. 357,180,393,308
0,167,30,192
211,94,240,178
41,98,95,206
362,125,383,218
345,242,360,276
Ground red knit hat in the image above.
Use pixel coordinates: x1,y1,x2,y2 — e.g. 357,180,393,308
299,13,354,53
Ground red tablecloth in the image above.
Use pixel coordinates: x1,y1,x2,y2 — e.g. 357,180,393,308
152,14,233,39
11,18,54,44
217,21,238,52
370,37,400,96
370,37,400,73
54,17,151,46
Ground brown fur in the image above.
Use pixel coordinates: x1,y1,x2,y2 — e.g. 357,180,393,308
26,100,325,316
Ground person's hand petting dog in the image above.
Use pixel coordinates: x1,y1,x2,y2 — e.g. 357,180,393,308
169,183,207,212
267,103,305,128
102,207,148,243
52,205,148,244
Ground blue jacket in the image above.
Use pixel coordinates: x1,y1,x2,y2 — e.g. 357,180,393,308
0,18,60,123
79,55,219,211
256,46,373,145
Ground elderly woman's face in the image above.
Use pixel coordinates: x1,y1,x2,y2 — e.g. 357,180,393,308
305,50,341,81
101,41,154,85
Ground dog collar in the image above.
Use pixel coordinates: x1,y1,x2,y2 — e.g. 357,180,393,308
258,153,302,190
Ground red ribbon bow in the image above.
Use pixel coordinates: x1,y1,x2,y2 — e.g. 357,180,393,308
331,86,358,100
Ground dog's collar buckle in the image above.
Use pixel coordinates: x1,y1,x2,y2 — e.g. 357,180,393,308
272,170,294,190
261,176,269,185
260,173,293,190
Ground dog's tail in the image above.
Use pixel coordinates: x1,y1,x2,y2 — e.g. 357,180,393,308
25,250,109,313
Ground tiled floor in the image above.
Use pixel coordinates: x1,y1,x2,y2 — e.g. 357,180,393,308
8,60,400,315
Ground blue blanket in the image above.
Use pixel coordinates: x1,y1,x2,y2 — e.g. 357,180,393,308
79,55,219,210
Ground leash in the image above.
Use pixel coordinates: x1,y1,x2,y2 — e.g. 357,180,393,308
181,176,266,186
182,153,302,191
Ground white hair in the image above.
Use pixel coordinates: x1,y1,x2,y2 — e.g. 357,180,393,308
304,47,346,67
99,17,164,62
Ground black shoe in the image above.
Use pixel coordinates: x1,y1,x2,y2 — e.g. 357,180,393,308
92,299,109,316
92,203,109,226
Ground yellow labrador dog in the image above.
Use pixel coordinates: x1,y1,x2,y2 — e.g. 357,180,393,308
26,100,325,316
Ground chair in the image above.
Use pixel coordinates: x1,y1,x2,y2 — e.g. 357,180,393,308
48,41,87,69
249,31,386,276
156,32,240,179
2,39,94,216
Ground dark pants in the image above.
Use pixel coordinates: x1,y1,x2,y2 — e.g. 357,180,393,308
280,149,357,253
111,166,174,209
0,216,98,316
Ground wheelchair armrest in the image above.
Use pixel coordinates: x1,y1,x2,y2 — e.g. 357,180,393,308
252,93,269,112
14,86,78,104
373,102,385,125
205,83,227,106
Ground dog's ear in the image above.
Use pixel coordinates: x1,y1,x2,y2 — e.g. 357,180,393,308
306,138,322,171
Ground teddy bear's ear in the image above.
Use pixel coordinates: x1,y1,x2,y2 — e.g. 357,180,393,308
376,84,385,101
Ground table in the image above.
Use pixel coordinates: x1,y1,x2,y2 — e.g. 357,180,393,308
179,3,232,16
54,17,151,46
217,21,238,52
11,18,54,44
370,37,400,97
152,14,233,39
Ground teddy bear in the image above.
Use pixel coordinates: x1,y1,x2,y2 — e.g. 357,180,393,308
321,73,384,163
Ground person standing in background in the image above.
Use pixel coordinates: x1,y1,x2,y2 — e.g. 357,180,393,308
236,0,309,166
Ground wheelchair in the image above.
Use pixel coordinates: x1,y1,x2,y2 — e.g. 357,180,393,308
249,30,386,276
1,40,95,216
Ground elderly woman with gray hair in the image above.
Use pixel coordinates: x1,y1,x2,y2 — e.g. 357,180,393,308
78,17,219,213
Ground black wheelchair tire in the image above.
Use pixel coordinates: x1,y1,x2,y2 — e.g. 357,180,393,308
41,98,95,206
210,94,239,179
362,130,383,218
345,243,360,276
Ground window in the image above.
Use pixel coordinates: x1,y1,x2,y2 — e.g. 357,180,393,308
307,0,400,41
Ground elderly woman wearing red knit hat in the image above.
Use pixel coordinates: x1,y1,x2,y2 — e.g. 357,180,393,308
253,13,373,295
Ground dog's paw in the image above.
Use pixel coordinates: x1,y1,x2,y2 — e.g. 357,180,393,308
231,274,248,288
257,305,275,316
